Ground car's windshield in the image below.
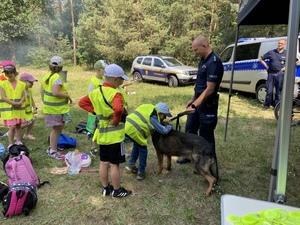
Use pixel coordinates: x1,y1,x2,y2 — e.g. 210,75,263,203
163,57,183,67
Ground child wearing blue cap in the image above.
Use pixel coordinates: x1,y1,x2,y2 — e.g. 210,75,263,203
125,102,173,180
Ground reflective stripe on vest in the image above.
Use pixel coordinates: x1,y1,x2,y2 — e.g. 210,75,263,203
42,72,69,114
89,86,125,144
0,80,26,120
125,104,158,146
24,89,33,120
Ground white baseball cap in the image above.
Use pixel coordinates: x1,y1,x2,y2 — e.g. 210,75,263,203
50,56,63,67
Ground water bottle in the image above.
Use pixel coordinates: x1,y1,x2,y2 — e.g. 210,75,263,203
68,149,81,175
0,143,6,157
64,112,72,124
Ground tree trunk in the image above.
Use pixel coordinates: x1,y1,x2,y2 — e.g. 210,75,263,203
70,0,77,66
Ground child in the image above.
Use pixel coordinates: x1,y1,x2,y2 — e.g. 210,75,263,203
125,102,173,180
86,60,108,156
19,73,38,140
79,64,132,198
0,63,26,148
41,56,73,159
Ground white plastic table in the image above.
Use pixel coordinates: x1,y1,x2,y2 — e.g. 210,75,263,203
221,194,300,225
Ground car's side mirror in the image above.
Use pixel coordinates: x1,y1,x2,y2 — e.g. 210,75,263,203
161,65,166,68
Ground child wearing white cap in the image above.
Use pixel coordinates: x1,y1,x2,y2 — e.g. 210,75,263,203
78,64,132,197
19,73,38,140
125,102,173,180
85,60,108,156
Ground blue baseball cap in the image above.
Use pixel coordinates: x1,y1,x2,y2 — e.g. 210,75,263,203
156,102,172,117
104,64,130,81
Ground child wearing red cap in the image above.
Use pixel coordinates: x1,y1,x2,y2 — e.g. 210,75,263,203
19,73,38,140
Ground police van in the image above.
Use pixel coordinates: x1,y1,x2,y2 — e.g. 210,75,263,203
219,36,300,103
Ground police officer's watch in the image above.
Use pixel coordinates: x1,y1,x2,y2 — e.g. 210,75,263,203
191,104,196,109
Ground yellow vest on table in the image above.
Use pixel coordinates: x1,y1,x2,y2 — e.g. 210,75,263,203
0,80,26,120
42,72,69,114
89,86,125,145
125,104,159,146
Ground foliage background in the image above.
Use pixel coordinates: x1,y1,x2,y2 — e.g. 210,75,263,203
0,0,288,69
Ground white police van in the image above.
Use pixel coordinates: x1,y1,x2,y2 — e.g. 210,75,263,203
219,36,300,104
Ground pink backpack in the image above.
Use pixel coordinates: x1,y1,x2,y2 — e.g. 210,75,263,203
5,155,40,188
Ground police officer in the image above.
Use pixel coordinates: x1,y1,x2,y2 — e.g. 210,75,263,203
260,39,287,110
177,35,224,164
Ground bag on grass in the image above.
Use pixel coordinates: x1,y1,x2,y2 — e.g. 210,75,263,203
62,151,91,168
2,182,37,218
57,134,77,149
75,121,88,134
1,144,30,177
86,114,97,134
5,155,40,187
0,181,9,202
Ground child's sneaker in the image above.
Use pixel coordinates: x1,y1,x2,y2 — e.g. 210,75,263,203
112,187,132,198
137,172,145,180
125,164,138,173
102,184,113,196
90,148,99,157
48,151,63,160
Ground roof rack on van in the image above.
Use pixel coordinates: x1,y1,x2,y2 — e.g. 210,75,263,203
238,37,267,42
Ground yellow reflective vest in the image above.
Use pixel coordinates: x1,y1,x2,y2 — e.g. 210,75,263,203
89,86,125,145
42,72,69,114
125,104,159,146
24,89,34,121
86,76,103,90
118,87,128,111
0,80,26,120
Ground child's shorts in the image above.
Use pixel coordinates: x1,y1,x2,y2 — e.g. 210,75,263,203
45,114,64,127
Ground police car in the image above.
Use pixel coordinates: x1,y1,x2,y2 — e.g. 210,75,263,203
130,55,198,87
219,36,300,104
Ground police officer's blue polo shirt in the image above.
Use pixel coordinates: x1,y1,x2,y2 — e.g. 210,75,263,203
194,51,224,95
261,49,286,73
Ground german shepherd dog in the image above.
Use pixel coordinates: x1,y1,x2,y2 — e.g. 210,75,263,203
151,129,218,196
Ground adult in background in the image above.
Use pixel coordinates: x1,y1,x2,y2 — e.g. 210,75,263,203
260,39,286,110
177,35,224,164
41,56,73,159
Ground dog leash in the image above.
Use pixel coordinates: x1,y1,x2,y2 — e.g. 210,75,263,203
170,110,196,131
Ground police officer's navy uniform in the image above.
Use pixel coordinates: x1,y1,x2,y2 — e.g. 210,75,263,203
185,51,224,156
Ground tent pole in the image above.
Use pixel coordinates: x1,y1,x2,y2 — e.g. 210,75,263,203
268,120,280,202
224,26,239,142
274,0,300,204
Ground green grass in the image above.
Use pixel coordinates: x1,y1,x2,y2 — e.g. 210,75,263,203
0,67,299,225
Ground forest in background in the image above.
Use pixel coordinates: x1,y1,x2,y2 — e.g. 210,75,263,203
0,0,288,69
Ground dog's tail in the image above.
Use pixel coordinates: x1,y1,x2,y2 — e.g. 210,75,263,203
210,157,219,181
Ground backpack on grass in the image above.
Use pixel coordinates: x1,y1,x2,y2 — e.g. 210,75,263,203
75,121,88,134
5,155,40,187
2,182,37,219
48,134,77,149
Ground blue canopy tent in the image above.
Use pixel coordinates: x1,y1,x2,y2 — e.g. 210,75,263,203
224,0,300,203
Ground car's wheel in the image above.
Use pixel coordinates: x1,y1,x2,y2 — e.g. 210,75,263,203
256,84,266,104
133,71,143,83
168,75,179,87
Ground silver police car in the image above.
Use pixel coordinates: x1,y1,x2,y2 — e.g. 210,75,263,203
131,55,198,87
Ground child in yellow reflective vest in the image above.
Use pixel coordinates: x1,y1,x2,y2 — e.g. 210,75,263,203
0,63,26,148
19,73,38,140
